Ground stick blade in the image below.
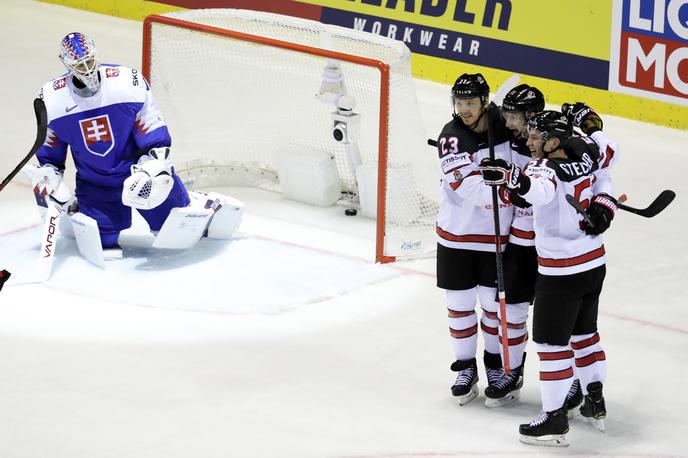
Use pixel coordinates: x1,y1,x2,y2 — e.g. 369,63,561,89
620,190,676,218
644,190,676,217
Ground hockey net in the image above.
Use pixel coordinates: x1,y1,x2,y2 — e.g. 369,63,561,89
142,9,438,262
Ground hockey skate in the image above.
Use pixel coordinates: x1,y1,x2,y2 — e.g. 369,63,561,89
484,365,523,408
580,381,606,432
450,358,478,406
564,379,583,419
519,407,569,447
485,352,525,408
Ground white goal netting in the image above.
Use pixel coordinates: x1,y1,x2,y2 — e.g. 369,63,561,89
144,9,439,261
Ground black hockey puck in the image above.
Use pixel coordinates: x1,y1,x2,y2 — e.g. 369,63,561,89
345,208,357,216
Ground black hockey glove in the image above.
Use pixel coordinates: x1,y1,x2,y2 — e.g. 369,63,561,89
508,190,532,209
0,269,10,292
479,158,531,195
562,102,603,135
584,194,618,235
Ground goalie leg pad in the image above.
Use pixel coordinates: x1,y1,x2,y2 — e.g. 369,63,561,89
69,212,106,267
189,191,244,239
152,206,214,249
137,175,191,231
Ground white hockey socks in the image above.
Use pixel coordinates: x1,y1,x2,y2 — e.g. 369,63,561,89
446,288,478,361
535,342,575,413
498,302,529,370
570,332,607,393
477,286,500,355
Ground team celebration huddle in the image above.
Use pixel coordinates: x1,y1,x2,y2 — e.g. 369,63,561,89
435,73,618,447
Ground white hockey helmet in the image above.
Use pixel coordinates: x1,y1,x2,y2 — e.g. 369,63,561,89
59,32,100,93
122,157,174,210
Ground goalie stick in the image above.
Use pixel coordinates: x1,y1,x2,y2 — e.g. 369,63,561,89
36,197,64,282
0,98,48,192
566,190,676,220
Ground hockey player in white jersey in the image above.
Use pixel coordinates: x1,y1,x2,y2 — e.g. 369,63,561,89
480,111,612,446
475,84,544,408
561,101,620,235
435,73,514,406
27,32,243,265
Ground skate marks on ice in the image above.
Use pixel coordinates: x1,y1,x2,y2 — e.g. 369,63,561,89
0,223,401,314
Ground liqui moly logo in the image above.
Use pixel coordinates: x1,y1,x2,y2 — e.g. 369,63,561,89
79,114,115,156
610,0,688,105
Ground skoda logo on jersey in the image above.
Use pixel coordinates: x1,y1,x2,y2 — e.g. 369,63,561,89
79,114,115,157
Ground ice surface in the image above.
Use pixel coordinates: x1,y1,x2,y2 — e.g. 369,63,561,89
0,1,687,457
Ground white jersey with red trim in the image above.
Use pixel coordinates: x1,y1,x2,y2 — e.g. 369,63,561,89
436,105,513,252
507,138,535,247
589,130,620,197
520,136,606,276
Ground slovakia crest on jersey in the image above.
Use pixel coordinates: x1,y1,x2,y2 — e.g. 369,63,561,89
105,67,120,78
53,78,66,90
79,114,115,157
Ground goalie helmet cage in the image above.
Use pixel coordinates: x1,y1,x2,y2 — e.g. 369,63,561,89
142,9,438,263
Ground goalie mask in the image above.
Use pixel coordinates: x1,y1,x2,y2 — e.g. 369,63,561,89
122,157,174,210
59,32,100,94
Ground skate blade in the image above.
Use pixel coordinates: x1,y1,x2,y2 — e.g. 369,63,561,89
485,389,520,408
519,434,569,447
587,417,606,432
457,385,479,406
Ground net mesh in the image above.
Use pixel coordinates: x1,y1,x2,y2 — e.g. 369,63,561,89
146,9,438,259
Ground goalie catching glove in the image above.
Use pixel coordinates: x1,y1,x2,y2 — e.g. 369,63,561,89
122,147,174,210
478,158,531,195
583,193,617,235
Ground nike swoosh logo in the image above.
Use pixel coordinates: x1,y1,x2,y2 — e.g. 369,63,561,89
65,105,78,112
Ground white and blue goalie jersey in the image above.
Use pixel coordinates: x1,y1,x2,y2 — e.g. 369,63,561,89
36,65,170,187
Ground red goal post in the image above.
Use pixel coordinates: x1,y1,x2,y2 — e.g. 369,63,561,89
142,10,437,263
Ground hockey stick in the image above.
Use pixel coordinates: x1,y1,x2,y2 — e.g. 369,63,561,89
616,190,676,218
492,74,520,107
566,190,676,221
486,103,511,375
36,197,64,282
565,194,594,226
0,98,48,193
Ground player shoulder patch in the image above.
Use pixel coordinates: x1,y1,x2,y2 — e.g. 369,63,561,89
440,151,471,175
105,67,120,78
525,159,555,179
52,77,67,91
